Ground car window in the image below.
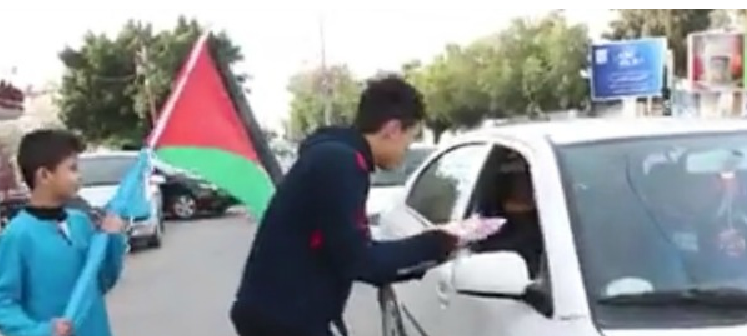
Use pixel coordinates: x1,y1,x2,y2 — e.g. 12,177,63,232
371,147,435,186
79,156,136,187
557,132,747,325
405,144,487,224
685,147,747,173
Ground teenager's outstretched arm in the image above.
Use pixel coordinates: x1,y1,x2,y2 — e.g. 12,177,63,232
0,227,53,336
307,143,457,287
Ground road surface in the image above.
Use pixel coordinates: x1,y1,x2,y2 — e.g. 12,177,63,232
107,210,382,336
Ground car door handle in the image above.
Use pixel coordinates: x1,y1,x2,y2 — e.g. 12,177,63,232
436,279,451,308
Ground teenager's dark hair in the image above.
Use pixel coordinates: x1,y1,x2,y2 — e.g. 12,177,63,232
17,129,85,189
354,75,425,134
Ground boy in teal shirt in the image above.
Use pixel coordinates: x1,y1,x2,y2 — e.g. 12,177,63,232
0,129,126,336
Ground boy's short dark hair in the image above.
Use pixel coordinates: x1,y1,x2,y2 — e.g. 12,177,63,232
17,129,85,189
354,75,425,134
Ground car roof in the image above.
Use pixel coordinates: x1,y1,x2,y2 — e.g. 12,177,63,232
79,150,139,159
459,117,747,145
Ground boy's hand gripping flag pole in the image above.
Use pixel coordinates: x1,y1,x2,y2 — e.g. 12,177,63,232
63,149,153,327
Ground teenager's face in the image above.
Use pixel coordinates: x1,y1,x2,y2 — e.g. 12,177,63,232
38,155,80,201
376,120,420,170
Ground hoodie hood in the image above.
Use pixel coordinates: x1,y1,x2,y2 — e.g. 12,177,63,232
299,127,375,172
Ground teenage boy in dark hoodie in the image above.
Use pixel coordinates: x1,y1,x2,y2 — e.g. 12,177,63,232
231,76,460,336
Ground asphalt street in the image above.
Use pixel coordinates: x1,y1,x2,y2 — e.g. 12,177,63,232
107,209,382,336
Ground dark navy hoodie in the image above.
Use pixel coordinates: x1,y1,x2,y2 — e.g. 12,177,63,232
231,127,456,336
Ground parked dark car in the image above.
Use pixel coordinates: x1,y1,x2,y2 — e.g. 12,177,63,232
155,168,238,220
0,195,27,229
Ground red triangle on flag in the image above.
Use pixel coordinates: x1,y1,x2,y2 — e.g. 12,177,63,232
149,34,259,163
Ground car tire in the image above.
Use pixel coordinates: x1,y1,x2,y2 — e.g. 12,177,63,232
214,204,229,217
379,286,408,336
170,194,197,220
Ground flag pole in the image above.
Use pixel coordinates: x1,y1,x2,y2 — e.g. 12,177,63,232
147,31,211,149
208,35,284,185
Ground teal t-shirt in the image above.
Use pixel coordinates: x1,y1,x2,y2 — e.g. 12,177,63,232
0,209,126,336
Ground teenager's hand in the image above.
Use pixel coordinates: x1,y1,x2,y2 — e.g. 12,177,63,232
51,318,72,336
437,217,506,246
99,213,125,234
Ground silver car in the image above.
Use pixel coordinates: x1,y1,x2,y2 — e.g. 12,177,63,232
77,151,165,249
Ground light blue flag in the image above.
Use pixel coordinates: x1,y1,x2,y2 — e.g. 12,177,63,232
64,149,153,327
105,149,153,220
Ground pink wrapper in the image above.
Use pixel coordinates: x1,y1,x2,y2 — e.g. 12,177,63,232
441,216,507,244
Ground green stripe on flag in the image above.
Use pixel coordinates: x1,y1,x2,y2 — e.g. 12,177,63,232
155,146,275,221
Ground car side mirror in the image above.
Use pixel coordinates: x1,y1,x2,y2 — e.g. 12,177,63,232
149,174,166,185
453,251,531,298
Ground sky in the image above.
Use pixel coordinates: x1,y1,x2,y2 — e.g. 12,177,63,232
1,2,615,130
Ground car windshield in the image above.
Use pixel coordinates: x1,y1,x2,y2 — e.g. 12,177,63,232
371,147,434,186
78,155,136,187
557,131,747,327
154,161,202,180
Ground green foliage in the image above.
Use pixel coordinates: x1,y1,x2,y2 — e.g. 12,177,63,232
286,10,732,142
286,65,362,141
57,16,245,147
408,12,590,137
286,12,590,143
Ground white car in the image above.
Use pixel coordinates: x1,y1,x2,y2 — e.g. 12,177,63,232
367,144,435,224
78,151,165,249
374,118,747,336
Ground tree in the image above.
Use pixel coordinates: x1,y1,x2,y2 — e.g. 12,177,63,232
401,46,488,142
286,65,362,140
403,11,589,140
607,9,713,76
710,9,747,29
57,16,245,146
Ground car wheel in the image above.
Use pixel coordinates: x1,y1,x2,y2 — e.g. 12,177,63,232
214,204,229,217
170,194,197,220
379,287,408,336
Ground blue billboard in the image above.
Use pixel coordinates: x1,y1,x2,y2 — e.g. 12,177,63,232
590,38,667,100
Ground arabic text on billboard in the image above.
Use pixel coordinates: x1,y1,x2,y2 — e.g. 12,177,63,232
590,38,667,101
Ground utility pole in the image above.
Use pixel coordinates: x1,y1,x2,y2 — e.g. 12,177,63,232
135,43,159,129
319,14,332,125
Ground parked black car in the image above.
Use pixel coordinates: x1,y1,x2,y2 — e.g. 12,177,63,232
0,195,27,229
155,168,238,220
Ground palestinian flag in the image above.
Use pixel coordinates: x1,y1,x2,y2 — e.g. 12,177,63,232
148,32,282,220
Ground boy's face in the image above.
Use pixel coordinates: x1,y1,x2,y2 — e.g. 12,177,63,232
376,120,421,170
38,155,80,201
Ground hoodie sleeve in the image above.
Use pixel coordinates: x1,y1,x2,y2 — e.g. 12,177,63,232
0,227,53,336
307,143,457,287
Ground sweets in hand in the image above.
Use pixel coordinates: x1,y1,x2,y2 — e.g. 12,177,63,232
439,216,506,244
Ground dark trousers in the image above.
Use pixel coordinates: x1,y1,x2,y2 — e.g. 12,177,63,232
230,302,314,336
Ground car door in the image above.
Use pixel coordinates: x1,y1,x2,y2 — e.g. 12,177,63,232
433,139,591,336
378,142,492,336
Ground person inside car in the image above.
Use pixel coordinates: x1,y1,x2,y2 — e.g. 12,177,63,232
475,160,543,278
